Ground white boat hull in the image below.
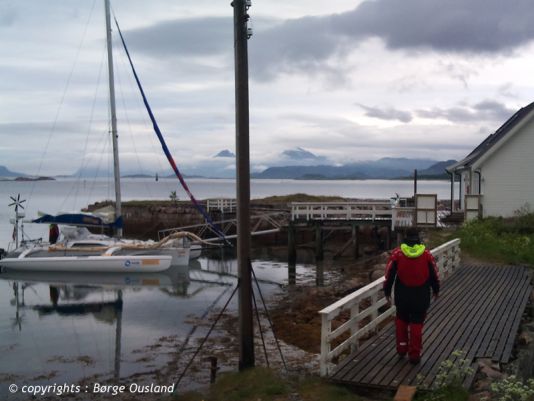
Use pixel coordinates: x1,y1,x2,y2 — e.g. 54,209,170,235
0,254,172,273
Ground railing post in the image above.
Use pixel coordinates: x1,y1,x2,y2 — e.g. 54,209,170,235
320,313,331,376
370,292,379,322
350,304,360,352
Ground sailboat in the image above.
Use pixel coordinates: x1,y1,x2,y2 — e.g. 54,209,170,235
0,0,211,273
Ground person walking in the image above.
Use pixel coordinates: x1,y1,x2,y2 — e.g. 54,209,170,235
383,228,440,364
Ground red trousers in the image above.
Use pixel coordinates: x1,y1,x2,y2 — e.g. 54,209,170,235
395,316,423,361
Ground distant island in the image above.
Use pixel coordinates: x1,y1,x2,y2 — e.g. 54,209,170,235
0,176,55,182
16,176,55,181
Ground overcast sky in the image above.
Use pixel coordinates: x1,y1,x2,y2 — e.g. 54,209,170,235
1,0,534,176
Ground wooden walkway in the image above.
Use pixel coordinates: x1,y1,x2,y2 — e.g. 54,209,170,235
330,264,531,390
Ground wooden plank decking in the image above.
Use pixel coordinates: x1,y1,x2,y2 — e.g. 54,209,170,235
330,264,531,390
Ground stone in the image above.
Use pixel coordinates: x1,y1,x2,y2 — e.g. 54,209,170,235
477,358,504,381
519,331,533,346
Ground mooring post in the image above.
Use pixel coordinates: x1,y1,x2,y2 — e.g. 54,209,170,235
352,223,359,259
288,222,296,285
315,223,324,261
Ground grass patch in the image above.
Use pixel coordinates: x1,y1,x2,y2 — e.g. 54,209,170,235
423,228,458,250
414,386,469,401
254,193,347,204
458,214,534,265
297,377,364,401
424,213,534,266
173,367,287,401
172,368,367,401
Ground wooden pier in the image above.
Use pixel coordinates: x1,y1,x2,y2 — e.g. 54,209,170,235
319,239,532,390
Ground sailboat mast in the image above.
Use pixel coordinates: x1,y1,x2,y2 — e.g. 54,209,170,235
105,0,122,237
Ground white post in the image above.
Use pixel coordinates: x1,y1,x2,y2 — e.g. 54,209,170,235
320,314,331,376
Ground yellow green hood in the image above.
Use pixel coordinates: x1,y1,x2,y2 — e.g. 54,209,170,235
400,243,426,258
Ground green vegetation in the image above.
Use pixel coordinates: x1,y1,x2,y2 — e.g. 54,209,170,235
174,367,365,401
414,351,471,401
254,193,347,204
170,190,178,206
458,212,534,265
490,375,534,401
423,210,534,266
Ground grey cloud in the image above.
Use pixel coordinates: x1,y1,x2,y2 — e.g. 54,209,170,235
417,100,516,123
334,0,534,53
248,16,346,81
497,83,518,99
357,104,413,123
0,4,17,26
123,16,232,57
124,0,534,82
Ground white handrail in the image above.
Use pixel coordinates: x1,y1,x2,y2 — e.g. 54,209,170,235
291,202,416,230
319,238,461,376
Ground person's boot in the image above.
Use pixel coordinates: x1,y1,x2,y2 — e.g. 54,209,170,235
395,317,409,357
409,323,423,363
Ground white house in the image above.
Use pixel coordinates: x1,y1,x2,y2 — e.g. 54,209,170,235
447,102,534,219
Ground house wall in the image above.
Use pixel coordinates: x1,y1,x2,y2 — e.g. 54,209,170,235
479,122,534,217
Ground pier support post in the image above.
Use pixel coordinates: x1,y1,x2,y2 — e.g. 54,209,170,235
315,223,324,261
316,261,324,287
288,222,296,285
352,223,359,259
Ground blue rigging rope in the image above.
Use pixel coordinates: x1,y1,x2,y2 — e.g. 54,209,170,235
112,16,228,243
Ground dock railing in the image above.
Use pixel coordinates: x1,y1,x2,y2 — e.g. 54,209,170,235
206,198,236,213
291,201,419,231
291,201,392,222
319,238,461,376
391,206,415,230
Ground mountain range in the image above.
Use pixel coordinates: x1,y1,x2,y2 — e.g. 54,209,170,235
0,165,27,178
252,158,456,180
1,148,457,180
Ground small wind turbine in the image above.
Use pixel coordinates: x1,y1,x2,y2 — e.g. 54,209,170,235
8,194,26,248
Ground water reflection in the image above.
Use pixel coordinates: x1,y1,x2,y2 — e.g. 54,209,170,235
0,254,300,399
0,250,341,399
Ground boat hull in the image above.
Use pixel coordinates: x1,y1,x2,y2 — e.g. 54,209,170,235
0,254,172,273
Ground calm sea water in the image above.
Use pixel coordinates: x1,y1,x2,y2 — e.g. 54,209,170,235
0,177,452,399
0,178,453,250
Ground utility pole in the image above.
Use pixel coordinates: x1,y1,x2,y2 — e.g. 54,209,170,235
232,0,254,370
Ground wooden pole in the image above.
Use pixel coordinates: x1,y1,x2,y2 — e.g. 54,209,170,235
315,223,324,261
352,223,359,259
316,261,324,287
413,169,418,196
232,0,254,370
288,222,296,285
